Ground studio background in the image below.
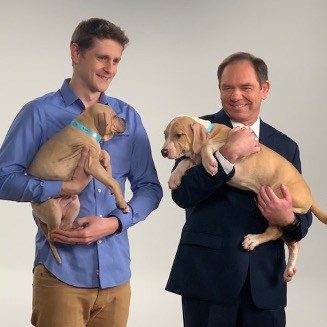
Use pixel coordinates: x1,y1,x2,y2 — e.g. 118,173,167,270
1,0,326,326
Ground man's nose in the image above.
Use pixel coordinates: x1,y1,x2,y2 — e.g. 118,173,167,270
161,149,168,157
104,62,115,74
230,89,242,101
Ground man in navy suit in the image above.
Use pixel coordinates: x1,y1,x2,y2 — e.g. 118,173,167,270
165,52,312,326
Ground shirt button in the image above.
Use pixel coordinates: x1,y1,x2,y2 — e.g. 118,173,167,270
96,269,99,275
98,188,102,193
98,240,102,244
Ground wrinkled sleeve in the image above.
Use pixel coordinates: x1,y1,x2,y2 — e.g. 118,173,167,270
0,102,62,203
109,113,162,231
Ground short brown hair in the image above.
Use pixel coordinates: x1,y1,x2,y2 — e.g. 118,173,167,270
217,52,268,88
71,18,129,51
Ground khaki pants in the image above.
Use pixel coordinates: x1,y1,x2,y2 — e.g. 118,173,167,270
31,265,131,327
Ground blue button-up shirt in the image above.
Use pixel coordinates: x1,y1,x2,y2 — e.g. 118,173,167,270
0,79,162,288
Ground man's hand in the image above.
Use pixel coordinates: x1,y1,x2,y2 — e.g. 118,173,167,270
257,185,295,227
219,126,260,164
51,216,120,245
61,147,92,196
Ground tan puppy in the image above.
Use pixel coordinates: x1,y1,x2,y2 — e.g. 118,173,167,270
29,103,129,263
162,116,327,282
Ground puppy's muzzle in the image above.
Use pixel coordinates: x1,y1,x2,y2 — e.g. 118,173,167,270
161,148,169,158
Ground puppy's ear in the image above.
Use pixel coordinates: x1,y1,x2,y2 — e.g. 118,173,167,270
97,111,110,136
191,123,208,154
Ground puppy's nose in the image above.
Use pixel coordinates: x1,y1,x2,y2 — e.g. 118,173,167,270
161,149,169,157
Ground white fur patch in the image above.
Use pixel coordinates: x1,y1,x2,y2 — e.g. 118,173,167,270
178,115,212,130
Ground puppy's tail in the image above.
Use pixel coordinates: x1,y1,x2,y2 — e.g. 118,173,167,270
311,200,327,224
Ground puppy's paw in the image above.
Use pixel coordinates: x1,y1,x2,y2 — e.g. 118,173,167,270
117,200,130,214
168,172,182,190
202,152,218,176
242,234,261,251
283,266,297,282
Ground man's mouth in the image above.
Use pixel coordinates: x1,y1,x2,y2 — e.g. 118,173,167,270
230,103,247,109
97,75,110,81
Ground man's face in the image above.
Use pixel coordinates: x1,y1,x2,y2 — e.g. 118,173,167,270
219,60,270,125
71,38,123,94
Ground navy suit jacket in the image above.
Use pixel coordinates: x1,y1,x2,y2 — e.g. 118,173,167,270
165,109,312,309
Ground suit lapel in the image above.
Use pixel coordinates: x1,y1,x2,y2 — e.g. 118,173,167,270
211,109,233,128
259,119,276,149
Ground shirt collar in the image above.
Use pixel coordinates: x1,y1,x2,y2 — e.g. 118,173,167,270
230,117,260,139
59,79,109,107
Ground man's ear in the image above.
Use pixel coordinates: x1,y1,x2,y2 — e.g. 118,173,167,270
191,123,208,155
70,43,80,65
261,80,270,100
97,110,111,136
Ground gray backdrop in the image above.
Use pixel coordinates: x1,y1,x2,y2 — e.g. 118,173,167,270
1,0,326,326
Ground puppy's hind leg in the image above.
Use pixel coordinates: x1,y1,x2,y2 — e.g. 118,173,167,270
31,199,63,263
59,196,80,230
85,151,129,213
283,241,300,282
242,225,282,251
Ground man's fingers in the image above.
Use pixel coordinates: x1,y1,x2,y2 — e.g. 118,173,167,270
75,216,91,227
53,235,89,244
77,147,90,167
265,186,278,202
52,226,87,238
281,184,291,201
258,186,269,205
228,126,241,135
253,146,261,153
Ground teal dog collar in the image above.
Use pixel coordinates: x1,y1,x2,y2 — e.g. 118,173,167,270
207,123,214,133
70,120,103,142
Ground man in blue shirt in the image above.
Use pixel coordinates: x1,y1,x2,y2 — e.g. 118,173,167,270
0,18,162,327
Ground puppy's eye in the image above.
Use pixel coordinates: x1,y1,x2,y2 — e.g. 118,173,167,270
176,133,183,139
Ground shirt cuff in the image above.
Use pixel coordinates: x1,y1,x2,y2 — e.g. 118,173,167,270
109,207,133,232
39,180,63,202
214,150,235,174
281,214,302,242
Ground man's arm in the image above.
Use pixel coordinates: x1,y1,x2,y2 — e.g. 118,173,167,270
172,127,260,208
109,113,163,232
0,102,63,202
0,103,91,203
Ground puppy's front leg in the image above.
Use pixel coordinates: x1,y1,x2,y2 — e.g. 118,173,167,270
201,140,224,176
169,158,195,190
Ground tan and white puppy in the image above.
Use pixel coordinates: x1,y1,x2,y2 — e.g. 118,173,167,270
162,115,327,282
29,103,129,263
